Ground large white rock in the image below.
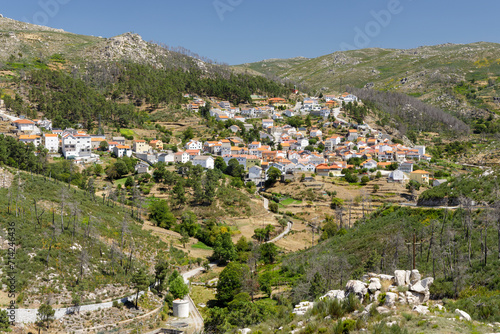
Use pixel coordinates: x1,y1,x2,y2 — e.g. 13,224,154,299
292,301,314,315
346,280,368,301
376,306,391,314
394,270,407,286
379,274,395,284
368,278,382,293
370,290,381,302
320,290,345,301
413,305,429,315
455,309,471,321
420,277,434,289
410,270,421,284
239,329,251,334
398,294,407,305
405,271,411,285
409,281,427,294
406,290,429,305
385,292,398,307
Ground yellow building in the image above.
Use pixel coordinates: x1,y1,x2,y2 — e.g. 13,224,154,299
133,140,150,153
149,140,164,150
410,170,430,184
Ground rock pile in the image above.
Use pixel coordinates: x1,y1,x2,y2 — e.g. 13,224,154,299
321,269,435,308
292,301,314,316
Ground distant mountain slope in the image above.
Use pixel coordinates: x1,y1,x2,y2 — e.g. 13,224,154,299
0,16,210,70
234,56,310,77
233,43,500,122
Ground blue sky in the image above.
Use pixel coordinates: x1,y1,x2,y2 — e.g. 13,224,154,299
2,0,499,65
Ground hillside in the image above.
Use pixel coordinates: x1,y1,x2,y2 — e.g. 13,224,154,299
233,43,500,124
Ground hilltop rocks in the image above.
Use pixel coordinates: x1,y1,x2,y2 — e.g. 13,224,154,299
410,270,421,284
384,292,398,307
292,301,313,316
345,280,368,301
455,309,471,321
319,269,434,316
394,270,407,286
320,290,345,301
368,278,381,293
413,305,429,315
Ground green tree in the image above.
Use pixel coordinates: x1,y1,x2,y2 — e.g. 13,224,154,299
0,310,10,332
173,181,186,206
214,156,227,171
114,160,129,177
372,184,380,193
125,176,135,188
36,303,55,331
309,272,326,298
169,276,190,299
180,232,190,249
216,262,249,305
99,140,109,151
212,232,237,264
226,158,244,179
360,175,370,185
267,167,282,185
131,268,149,309
94,164,104,176
260,242,278,264
331,197,344,209
148,199,176,229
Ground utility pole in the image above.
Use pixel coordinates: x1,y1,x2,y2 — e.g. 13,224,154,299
406,228,421,270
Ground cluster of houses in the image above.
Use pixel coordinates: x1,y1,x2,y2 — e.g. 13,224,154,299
10,92,436,184
147,123,433,186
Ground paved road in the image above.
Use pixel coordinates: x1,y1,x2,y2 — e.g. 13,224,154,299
266,221,293,244
187,295,204,334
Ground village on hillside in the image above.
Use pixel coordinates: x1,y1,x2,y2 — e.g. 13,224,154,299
0,92,437,188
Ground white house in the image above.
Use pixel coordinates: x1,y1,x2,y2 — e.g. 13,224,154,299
13,119,35,132
219,101,231,109
158,153,175,163
362,159,378,170
185,140,203,151
229,125,240,133
43,133,59,153
113,145,132,158
135,162,149,174
19,135,41,147
340,93,358,103
174,151,190,164
399,161,414,173
310,129,323,138
324,136,341,151
284,109,296,117
347,129,358,141
262,119,274,129
248,165,263,179
62,134,91,159
389,170,405,183
192,155,214,169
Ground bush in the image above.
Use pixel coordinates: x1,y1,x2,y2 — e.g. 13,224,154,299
269,202,279,213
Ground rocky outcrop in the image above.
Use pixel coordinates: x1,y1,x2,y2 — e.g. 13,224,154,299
368,278,381,293
319,269,434,316
292,301,314,316
345,280,368,302
455,309,471,321
320,290,345,301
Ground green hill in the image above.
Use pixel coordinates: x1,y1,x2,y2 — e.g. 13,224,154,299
233,43,500,124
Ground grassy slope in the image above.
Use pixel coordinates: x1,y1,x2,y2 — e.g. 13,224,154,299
0,170,186,306
234,43,500,92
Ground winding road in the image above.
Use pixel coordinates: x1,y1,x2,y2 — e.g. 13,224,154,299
266,221,293,244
